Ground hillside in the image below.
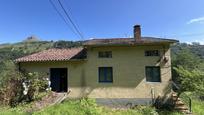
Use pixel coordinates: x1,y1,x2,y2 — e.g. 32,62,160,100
171,43,204,59
0,40,82,63
0,41,53,62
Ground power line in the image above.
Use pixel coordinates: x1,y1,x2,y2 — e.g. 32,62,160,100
49,0,79,38
63,0,83,37
57,0,84,39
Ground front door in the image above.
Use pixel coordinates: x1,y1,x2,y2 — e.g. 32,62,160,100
50,68,67,92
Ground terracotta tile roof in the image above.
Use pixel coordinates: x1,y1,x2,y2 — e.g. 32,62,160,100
15,47,86,62
83,37,178,46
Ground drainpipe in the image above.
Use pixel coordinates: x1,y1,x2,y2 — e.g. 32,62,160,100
151,87,155,104
18,62,21,71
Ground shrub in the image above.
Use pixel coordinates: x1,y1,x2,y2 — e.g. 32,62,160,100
174,66,204,95
0,60,48,106
22,71,48,102
133,105,158,115
53,40,82,48
0,60,24,107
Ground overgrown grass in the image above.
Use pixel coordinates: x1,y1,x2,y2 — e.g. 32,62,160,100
0,97,203,115
34,99,146,115
157,110,182,115
179,92,204,115
34,99,181,115
0,104,30,115
191,98,204,115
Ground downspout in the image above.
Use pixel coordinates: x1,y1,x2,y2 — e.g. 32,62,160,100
151,87,155,104
162,45,166,59
18,62,21,71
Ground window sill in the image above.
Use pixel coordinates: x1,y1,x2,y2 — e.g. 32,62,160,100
98,82,113,83
145,82,161,84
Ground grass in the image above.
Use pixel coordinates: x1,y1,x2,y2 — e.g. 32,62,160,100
191,98,204,115
0,104,30,115
0,98,158,115
179,92,204,115
0,97,203,115
34,99,147,115
33,99,179,115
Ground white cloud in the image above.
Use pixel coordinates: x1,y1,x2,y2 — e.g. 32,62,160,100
185,39,204,45
187,16,204,24
195,39,204,45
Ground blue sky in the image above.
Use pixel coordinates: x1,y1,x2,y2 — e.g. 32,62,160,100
0,0,204,44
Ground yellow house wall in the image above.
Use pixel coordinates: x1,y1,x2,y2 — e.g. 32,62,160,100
76,45,172,99
20,45,172,100
20,61,86,97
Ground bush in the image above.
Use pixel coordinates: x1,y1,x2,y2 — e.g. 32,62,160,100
0,60,24,107
23,72,48,102
0,60,48,107
133,105,158,115
53,40,82,48
174,66,204,95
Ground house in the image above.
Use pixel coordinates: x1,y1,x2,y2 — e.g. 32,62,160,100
15,25,178,106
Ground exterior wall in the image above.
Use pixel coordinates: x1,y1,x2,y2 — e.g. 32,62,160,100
20,44,172,105
20,61,86,97
74,45,172,99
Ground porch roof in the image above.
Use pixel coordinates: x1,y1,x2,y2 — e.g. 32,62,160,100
15,47,86,62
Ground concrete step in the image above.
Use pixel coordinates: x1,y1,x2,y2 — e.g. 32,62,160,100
175,101,185,106
172,93,178,97
180,110,192,114
175,106,188,110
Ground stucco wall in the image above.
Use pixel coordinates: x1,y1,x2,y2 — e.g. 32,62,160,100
20,45,172,102
77,45,172,99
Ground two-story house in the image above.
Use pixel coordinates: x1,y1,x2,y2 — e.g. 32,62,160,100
15,25,178,106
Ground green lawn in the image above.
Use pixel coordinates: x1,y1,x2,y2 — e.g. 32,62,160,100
191,98,204,115
180,92,204,115
0,98,183,115
34,99,150,115
0,96,203,115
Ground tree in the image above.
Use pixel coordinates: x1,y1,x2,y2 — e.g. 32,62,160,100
172,48,201,70
174,66,204,96
53,40,82,48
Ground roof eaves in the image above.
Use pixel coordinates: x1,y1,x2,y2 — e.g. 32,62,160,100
83,41,178,47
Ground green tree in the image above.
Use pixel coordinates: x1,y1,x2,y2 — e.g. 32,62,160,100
172,49,200,70
53,40,82,48
171,48,202,83
174,66,204,96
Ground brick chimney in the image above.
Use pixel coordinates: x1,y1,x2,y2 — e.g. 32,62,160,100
134,25,141,41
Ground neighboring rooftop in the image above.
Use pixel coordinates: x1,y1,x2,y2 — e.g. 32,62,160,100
15,47,86,62
83,37,178,46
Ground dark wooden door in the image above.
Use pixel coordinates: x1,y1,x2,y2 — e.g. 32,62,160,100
50,68,67,92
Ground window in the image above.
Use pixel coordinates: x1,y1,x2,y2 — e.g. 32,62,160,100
98,67,113,83
98,51,112,58
145,66,161,82
145,50,160,56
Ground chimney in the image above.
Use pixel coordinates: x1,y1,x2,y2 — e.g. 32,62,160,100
134,25,141,41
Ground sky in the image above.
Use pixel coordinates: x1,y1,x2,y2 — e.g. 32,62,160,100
0,0,204,44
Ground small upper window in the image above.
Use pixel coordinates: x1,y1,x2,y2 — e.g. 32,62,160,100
98,51,112,58
145,50,160,56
